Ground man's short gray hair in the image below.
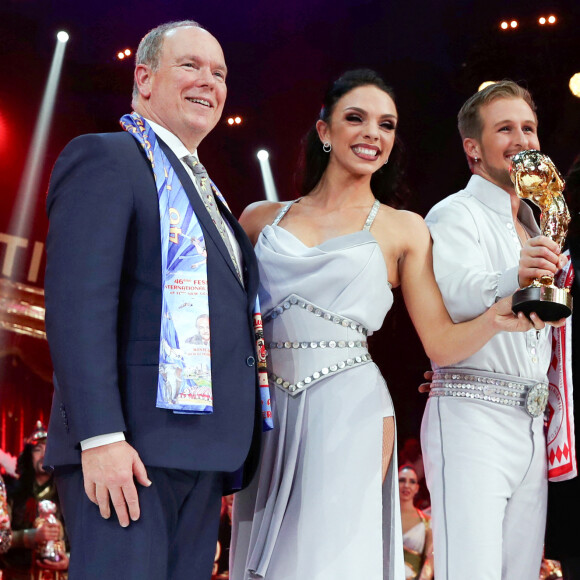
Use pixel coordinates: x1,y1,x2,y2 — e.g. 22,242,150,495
131,20,204,101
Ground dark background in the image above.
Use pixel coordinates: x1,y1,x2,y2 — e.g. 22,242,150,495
0,0,579,453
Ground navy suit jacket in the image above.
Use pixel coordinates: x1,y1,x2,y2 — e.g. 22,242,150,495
44,131,262,488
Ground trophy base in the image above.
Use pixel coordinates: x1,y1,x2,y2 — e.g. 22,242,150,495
512,285,573,321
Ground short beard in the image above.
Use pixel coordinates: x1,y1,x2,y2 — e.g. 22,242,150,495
485,164,514,192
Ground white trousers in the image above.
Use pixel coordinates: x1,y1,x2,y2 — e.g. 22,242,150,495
421,396,547,580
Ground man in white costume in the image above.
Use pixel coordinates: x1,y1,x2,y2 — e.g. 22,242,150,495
421,80,568,580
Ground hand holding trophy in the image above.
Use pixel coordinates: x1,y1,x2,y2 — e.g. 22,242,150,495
510,149,573,320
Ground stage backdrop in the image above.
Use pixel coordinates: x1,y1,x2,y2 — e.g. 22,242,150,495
0,120,52,461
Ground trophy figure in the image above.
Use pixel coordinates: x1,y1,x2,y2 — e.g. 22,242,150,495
34,500,66,558
510,149,573,320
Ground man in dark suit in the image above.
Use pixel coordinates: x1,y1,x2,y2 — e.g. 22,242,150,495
44,20,263,579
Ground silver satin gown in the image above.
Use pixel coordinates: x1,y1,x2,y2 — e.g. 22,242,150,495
230,200,405,579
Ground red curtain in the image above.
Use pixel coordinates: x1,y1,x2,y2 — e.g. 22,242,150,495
0,349,53,460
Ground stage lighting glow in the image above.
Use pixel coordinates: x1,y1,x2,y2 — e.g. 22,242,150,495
539,17,546,25
500,21,509,30
0,110,8,157
117,52,125,60
9,33,68,276
227,117,234,125
510,20,518,28
57,31,69,43
234,116,242,124
256,150,278,201
124,49,132,56
569,73,580,98
478,81,496,91
548,15,556,24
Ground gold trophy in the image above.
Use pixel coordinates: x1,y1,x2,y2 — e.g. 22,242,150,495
510,149,573,320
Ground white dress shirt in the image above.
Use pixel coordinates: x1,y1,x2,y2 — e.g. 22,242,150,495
425,174,551,382
81,119,242,451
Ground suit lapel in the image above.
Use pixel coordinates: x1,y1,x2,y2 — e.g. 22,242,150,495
157,139,244,288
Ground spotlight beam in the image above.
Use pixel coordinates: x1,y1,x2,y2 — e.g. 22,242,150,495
257,150,279,202
10,32,69,243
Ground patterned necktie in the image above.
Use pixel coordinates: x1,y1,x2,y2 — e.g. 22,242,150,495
184,155,242,282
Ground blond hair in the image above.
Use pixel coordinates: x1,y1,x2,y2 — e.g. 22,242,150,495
458,80,537,141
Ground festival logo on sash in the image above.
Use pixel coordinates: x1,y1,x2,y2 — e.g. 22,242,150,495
157,203,214,413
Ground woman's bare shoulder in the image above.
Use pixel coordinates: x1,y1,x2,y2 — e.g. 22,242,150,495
239,201,288,244
375,205,430,239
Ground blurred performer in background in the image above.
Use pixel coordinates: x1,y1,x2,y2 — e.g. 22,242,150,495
1,422,68,580
0,473,12,557
399,464,433,580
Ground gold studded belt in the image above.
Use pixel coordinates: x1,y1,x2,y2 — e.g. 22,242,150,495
429,368,549,418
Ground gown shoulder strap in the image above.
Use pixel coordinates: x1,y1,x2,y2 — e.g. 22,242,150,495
271,199,298,226
362,199,381,231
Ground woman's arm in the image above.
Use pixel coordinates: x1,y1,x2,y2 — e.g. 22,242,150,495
419,522,434,580
397,212,536,367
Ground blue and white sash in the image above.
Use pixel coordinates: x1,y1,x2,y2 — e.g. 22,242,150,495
121,112,214,413
120,113,273,429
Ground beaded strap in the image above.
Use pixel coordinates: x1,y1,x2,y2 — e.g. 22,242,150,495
271,200,297,227
272,198,380,231
270,353,372,396
263,294,368,336
363,199,381,231
269,339,368,350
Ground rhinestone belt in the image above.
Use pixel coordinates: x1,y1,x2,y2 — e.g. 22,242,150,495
264,294,371,397
268,339,368,350
263,294,369,336
269,353,372,396
429,369,549,418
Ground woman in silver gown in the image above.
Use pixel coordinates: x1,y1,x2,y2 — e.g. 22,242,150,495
230,69,540,580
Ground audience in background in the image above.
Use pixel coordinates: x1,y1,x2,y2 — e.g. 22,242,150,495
399,464,434,580
399,437,430,511
0,422,68,580
0,474,11,558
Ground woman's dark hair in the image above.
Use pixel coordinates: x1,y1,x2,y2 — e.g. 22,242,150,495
297,69,408,208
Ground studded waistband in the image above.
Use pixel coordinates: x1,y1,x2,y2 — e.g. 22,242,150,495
263,294,371,397
263,294,368,336
269,353,372,397
268,339,368,350
429,369,549,418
